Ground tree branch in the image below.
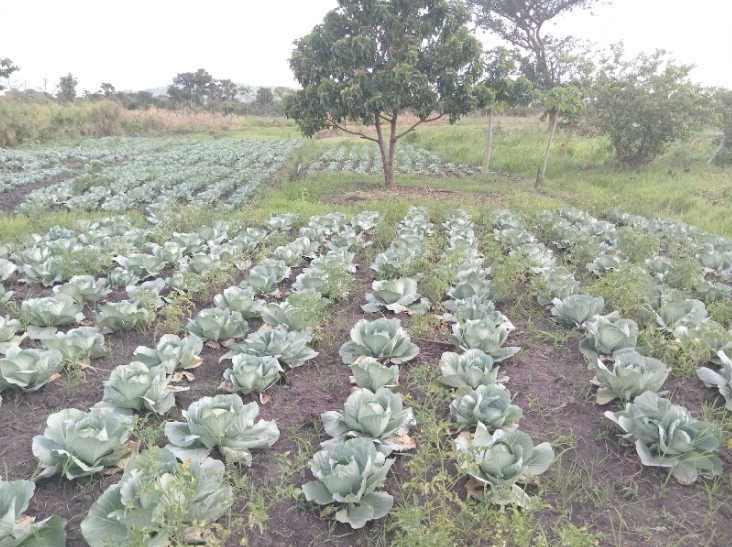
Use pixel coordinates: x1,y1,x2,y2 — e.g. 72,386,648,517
327,118,379,142
394,113,446,140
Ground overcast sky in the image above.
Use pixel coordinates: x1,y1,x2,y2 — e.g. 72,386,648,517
1,0,730,93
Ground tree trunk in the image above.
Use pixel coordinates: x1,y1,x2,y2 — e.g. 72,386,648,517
482,110,494,174
708,136,728,165
536,112,559,189
374,115,393,188
547,110,558,132
385,113,398,189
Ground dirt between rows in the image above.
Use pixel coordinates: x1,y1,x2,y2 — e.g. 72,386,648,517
1,239,731,546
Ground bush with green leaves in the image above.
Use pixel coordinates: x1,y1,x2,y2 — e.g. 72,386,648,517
81,448,232,547
164,395,279,465
21,294,84,330
362,278,429,314
655,299,708,333
450,384,522,432
133,334,203,374
550,295,604,328
102,362,177,415
223,354,283,395
437,349,508,390
588,349,669,404
302,438,394,529
96,300,152,332
697,351,732,411
222,326,318,369
447,320,520,362
186,307,248,342
350,357,400,391
0,479,66,546
52,275,111,304
0,347,63,395
113,254,167,279
579,313,639,361
213,284,263,319
32,407,134,479
456,423,554,508
605,391,722,484
321,387,416,455
340,318,419,365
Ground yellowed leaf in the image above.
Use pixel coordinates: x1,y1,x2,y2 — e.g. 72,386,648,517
259,393,271,405
218,381,234,394
465,477,485,500
12,515,35,532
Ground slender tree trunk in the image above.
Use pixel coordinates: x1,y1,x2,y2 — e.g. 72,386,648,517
375,115,392,188
385,112,398,189
482,109,494,174
708,136,728,165
536,112,559,189
547,110,558,132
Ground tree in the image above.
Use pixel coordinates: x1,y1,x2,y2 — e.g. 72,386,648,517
474,48,535,173
99,83,116,99
286,0,483,188
0,58,20,91
708,88,732,165
535,85,583,187
589,44,709,167
273,87,294,101
466,0,599,91
257,87,274,113
167,69,216,108
56,73,78,103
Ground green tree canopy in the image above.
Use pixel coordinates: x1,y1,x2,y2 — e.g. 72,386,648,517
0,57,20,91
285,0,484,187
56,73,78,103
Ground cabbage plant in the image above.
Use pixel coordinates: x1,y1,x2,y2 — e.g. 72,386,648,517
447,320,520,362
113,254,167,279
214,285,263,319
150,241,185,263
81,448,232,547
96,300,152,332
697,351,732,410
587,254,626,276
450,385,523,431
605,391,722,484
351,357,400,391
0,316,21,344
53,275,111,304
362,278,428,314
165,395,279,465
0,258,17,282
187,308,248,342
245,265,281,296
21,257,64,286
579,313,639,361
438,350,508,390
0,347,63,394
445,296,514,331
103,362,176,415
550,295,604,328
223,354,283,395
126,278,166,309
339,318,419,365
444,278,499,310
108,267,139,288
222,326,318,369
133,334,203,374
0,284,12,305
264,212,298,232
171,232,206,255
302,438,394,529
655,299,708,333
260,301,308,331
21,294,84,331
0,480,66,546
589,350,669,404
41,327,107,364
321,387,416,455
535,268,582,307
456,423,554,508
32,407,134,479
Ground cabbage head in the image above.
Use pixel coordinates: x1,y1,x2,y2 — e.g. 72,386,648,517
579,313,639,361
164,395,279,465
321,387,416,455
53,275,111,304
214,285,263,319
80,448,232,547
0,316,21,344
223,354,283,395
444,278,499,310
550,295,604,328
438,349,508,390
655,299,708,333
447,320,520,362
186,308,248,342
261,301,309,331
96,300,152,332
32,407,134,479
351,357,400,391
605,391,722,484
21,294,84,328
456,423,554,508
222,326,318,369
103,362,176,415
0,347,63,394
697,351,732,411
41,327,107,365
113,254,167,279
339,318,419,365
302,438,394,529
362,278,428,314
133,334,203,374
589,349,669,404
0,479,66,546
450,384,522,432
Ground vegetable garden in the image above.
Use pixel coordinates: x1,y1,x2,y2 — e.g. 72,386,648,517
0,134,730,547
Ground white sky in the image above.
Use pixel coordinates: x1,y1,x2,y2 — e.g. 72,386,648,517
1,0,730,93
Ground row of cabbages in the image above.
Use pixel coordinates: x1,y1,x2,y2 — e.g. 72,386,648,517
539,207,732,412
371,206,434,280
299,209,431,529
16,138,302,214
309,143,478,177
495,210,724,486
436,210,554,509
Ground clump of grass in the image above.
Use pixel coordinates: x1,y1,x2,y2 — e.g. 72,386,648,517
664,258,705,291
708,300,732,330
616,227,661,265
588,265,655,325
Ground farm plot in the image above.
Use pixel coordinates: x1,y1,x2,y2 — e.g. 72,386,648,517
3,137,301,215
0,197,730,546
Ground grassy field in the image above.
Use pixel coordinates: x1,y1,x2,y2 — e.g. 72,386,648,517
0,117,730,547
